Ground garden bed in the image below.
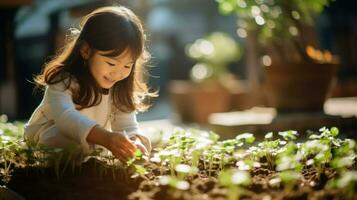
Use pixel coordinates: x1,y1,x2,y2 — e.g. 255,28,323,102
1,116,356,200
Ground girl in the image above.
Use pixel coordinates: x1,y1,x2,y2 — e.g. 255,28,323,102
24,6,156,163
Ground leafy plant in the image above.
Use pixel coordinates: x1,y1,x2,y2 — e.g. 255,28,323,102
186,32,242,82
216,0,334,63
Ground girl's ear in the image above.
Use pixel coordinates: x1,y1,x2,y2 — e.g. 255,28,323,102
80,42,91,59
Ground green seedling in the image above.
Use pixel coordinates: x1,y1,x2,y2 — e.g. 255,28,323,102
330,139,356,173
279,170,302,191
255,138,281,170
235,133,255,144
175,164,198,179
327,171,357,199
126,149,149,179
218,169,251,200
236,159,261,171
159,175,190,199
276,142,303,172
278,130,298,141
303,140,332,179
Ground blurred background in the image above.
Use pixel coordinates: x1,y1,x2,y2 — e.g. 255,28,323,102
1,0,357,136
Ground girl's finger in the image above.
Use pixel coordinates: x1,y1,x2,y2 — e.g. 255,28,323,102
136,145,148,156
134,140,149,155
120,137,137,151
113,151,126,162
116,147,134,159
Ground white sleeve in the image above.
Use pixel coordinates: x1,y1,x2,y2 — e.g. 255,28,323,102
111,111,152,152
45,83,97,154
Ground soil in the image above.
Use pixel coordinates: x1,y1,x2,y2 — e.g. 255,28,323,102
5,160,140,200
128,167,355,200
3,159,356,200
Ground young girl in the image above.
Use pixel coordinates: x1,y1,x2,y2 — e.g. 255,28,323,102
24,6,156,163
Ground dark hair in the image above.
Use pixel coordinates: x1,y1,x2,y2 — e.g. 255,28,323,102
35,6,157,112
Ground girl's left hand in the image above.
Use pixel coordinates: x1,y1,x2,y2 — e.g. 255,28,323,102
132,137,149,158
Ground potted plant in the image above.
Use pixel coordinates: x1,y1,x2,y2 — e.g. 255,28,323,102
169,32,242,123
217,0,338,112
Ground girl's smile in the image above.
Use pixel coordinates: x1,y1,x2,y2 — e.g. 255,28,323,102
104,75,115,83
86,48,134,89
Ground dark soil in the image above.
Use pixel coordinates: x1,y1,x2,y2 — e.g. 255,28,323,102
127,166,355,200
2,159,357,200
4,159,140,200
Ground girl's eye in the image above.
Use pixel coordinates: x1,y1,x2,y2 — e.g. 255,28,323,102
106,62,115,66
124,65,132,69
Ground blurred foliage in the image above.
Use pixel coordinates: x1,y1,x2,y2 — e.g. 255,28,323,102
186,32,242,82
216,0,333,63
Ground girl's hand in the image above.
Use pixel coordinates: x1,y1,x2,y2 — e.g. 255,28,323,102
131,136,149,158
107,132,137,162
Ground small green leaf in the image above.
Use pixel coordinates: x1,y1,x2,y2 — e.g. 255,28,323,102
330,127,339,137
278,130,298,140
236,133,255,144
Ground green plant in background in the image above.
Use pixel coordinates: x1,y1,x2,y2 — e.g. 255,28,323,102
217,0,334,64
186,32,242,82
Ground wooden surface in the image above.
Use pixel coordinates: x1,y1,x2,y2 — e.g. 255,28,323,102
208,97,357,139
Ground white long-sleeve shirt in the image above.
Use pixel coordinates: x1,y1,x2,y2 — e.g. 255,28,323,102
24,79,151,154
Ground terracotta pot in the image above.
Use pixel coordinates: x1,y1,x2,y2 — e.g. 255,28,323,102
264,63,338,112
168,80,231,124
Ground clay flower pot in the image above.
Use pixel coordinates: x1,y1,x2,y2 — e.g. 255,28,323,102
264,63,338,112
168,80,231,124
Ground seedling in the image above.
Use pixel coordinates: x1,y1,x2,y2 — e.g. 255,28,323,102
218,169,251,200
327,171,357,199
279,170,302,191
278,130,298,141
126,149,149,180
159,175,190,199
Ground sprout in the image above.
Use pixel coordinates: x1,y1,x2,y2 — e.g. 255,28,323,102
279,171,301,191
132,165,148,177
236,159,261,171
175,164,198,179
331,155,355,170
235,133,255,144
330,127,339,137
159,175,190,190
278,130,298,140
236,160,251,171
328,171,357,199
219,169,251,200
126,149,143,167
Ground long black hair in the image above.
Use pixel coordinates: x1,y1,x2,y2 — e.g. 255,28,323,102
35,6,156,112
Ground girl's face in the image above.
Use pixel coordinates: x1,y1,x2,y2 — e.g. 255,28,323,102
87,49,134,89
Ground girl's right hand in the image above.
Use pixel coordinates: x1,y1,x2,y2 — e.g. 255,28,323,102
106,132,137,162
